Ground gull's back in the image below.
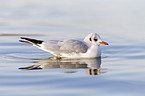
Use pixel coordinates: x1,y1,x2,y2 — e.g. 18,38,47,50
40,39,89,56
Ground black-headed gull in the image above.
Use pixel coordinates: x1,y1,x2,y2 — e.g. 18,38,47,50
19,33,108,58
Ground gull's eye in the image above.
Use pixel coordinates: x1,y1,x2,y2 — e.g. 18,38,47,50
94,38,98,42
89,38,92,41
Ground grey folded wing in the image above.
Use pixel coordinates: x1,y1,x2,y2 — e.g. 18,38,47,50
41,39,89,56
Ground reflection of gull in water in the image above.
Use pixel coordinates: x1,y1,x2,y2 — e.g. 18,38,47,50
19,58,106,75
19,33,108,58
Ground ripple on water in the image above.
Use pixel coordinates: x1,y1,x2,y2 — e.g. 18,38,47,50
1,35,145,96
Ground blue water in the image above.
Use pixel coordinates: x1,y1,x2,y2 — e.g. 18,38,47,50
0,0,145,96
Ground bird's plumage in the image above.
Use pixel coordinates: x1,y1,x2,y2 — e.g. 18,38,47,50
20,33,108,58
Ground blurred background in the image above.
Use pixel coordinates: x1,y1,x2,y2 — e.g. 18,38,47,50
0,0,145,41
1,0,145,96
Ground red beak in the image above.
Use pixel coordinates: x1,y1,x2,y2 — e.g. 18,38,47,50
99,41,109,45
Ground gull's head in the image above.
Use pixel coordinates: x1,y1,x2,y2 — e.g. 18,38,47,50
84,33,109,46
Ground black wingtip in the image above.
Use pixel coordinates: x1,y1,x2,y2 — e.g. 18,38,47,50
20,37,44,44
20,37,27,40
19,40,32,44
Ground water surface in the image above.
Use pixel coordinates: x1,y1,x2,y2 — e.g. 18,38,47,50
0,0,145,96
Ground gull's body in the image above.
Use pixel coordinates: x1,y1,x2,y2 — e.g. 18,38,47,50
20,33,108,58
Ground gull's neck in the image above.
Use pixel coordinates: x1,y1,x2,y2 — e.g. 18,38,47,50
83,40,91,47
85,44,101,58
